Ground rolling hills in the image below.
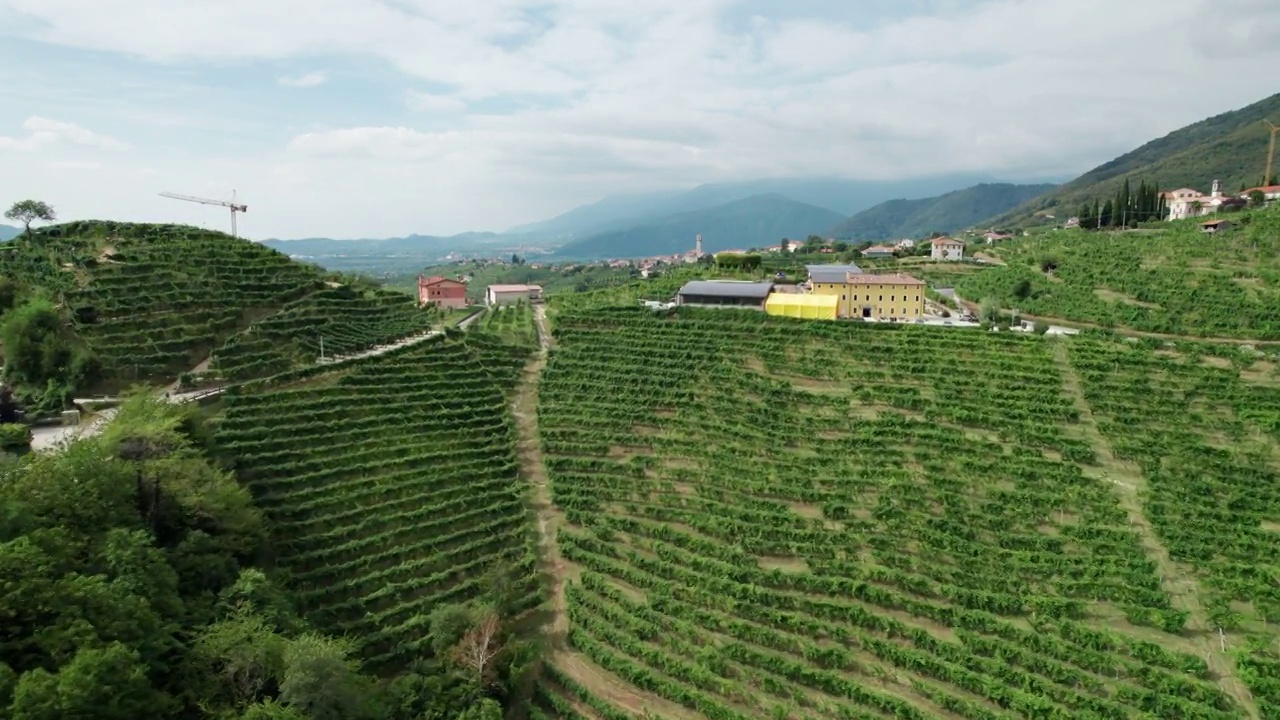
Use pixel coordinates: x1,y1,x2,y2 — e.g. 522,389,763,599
992,92,1280,227
551,193,846,259
0,224,20,241
958,205,1280,340
831,183,1057,241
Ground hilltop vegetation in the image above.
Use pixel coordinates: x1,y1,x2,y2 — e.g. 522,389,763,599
0,221,435,409
992,92,1280,227
958,206,1280,339
530,306,1280,718
830,183,1055,241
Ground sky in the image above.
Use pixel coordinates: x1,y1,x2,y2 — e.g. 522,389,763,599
0,0,1277,239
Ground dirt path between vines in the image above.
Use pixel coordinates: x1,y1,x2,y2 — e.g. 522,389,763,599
512,305,700,720
1052,342,1261,720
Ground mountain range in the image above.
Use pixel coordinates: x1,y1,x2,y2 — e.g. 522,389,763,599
260,90,1278,269
993,92,1280,226
549,194,847,259
830,183,1057,241
0,225,20,241
506,174,1030,242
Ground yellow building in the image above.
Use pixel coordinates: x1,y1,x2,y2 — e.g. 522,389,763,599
765,292,839,320
810,271,926,320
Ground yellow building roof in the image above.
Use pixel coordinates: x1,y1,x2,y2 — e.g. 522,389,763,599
766,293,839,309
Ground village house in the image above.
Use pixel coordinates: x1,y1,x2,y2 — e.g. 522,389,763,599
861,245,896,259
485,284,543,306
983,231,1014,243
895,238,916,250
1064,217,1081,229
1165,180,1236,220
930,237,965,261
810,271,926,321
1243,184,1280,202
1201,219,1232,234
417,275,468,310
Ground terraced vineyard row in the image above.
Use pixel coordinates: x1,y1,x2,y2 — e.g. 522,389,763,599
533,308,1253,719
211,284,439,379
0,221,326,379
215,333,541,670
957,208,1280,340
1066,337,1280,716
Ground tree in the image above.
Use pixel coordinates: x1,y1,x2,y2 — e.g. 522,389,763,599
5,200,55,240
278,634,378,720
8,642,170,720
1249,189,1266,206
453,611,503,687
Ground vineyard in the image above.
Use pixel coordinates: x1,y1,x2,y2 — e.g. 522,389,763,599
957,207,1280,340
531,307,1280,719
0,221,455,395
214,333,541,669
210,284,439,379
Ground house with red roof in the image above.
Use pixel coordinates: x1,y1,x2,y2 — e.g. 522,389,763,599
417,275,468,310
930,237,965,261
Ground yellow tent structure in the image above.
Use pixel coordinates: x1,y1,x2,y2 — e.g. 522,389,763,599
765,293,838,320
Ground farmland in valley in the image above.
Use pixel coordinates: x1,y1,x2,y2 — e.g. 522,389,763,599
957,208,1280,340
530,307,1280,719
214,332,541,670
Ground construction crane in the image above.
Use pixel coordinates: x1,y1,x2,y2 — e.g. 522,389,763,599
159,190,248,237
1264,120,1280,188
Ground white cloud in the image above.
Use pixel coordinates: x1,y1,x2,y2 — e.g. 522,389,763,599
0,116,129,152
405,91,467,113
277,71,326,88
0,0,1278,238
49,160,102,170
287,126,465,161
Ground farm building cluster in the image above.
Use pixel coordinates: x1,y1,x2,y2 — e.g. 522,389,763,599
677,263,928,322
417,275,544,310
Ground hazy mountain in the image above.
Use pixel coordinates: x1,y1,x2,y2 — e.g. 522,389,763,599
831,183,1057,241
992,92,1280,227
552,194,847,260
0,224,21,241
261,232,525,273
510,173,1048,242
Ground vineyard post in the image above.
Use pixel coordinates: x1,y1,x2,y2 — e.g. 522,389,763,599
1219,627,1225,652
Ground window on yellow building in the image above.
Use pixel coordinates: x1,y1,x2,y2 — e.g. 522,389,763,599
842,294,846,300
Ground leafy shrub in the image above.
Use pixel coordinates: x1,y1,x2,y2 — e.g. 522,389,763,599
0,422,31,450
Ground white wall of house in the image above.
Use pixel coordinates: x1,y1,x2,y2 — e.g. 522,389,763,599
931,242,964,261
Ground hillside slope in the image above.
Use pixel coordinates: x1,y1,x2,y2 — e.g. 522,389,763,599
831,182,1056,240
552,193,846,259
215,331,540,670
532,306,1279,718
0,224,20,241
0,221,435,406
958,206,1280,339
993,92,1280,227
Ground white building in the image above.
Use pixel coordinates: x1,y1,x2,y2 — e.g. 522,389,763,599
1166,180,1233,220
930,237,965,261
895,238,916,250
485,284,543,306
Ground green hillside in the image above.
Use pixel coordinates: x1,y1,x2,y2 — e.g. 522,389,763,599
831,182,1056,241
552,193,846,259
215,331,540,671
957,206,1280,339
993,92,1280,227
528,306,1280,718
0,221,435,409
209,284,441,380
